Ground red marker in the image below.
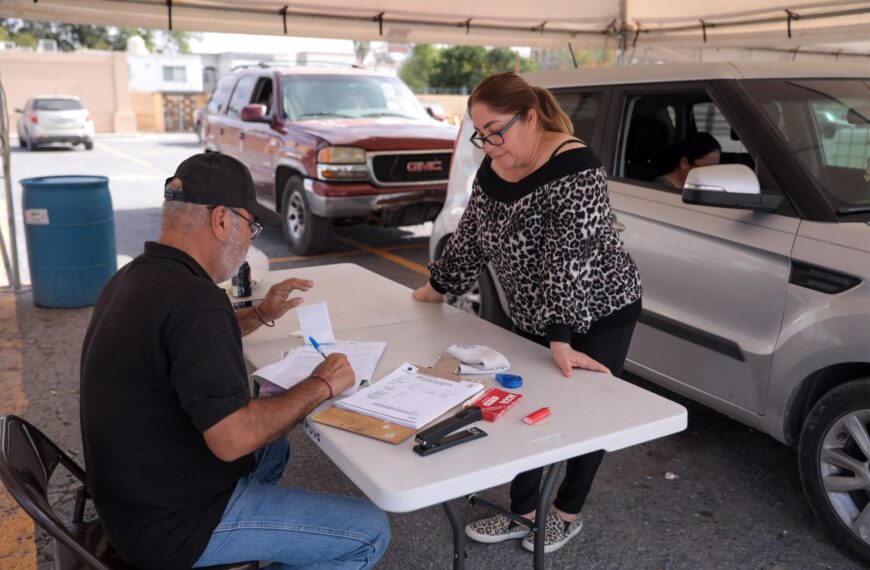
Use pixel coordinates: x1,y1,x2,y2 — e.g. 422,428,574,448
523,407,552,425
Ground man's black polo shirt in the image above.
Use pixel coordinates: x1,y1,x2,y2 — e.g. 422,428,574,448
80,242,254,570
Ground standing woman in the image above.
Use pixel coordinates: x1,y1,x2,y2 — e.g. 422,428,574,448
413,72,642,553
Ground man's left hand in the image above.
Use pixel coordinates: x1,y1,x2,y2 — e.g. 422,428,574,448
258,278,314,322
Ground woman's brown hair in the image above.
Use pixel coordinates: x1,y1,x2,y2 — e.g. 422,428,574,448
468,72,573,135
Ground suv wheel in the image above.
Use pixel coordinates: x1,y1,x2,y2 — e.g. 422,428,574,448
799,378,870,564
445,266,512,330
280,176,332,255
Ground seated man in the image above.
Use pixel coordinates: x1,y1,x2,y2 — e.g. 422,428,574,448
80,153,390,570
653,132,721,189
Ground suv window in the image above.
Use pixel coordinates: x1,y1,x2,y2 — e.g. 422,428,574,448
34,98,82,111
743,79,870,214
226,75,258,119
207,76,236,115
251,77,274,116
554,91,604,143
617,89,759,190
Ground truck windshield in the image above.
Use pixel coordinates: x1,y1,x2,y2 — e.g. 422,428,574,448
742,79,870,217
281,75,430,121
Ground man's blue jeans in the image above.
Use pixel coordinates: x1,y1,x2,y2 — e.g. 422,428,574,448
194,438,391,569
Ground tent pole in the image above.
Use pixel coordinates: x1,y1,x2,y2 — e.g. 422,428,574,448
0,73,21,291
616,0,629,65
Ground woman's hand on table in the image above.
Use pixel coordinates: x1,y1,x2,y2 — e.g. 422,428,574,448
259,278,314,321
550,342,611,377
412,282,444,303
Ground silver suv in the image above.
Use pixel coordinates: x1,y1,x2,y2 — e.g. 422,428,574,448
430,62,870,562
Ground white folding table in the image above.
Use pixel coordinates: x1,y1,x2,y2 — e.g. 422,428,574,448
242,264,687,569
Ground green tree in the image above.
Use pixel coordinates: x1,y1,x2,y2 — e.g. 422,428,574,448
0,20,196,53
429,45,487,92
398,44,440,92
426,46,537,93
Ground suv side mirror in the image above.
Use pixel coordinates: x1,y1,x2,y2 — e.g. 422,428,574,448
241,104,269,123
682,164,783,212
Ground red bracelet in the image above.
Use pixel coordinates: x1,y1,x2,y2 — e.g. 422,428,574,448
253,304,275,327
310,374,333,399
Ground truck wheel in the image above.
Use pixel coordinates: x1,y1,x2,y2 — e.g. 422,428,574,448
280,176,332,255
799,378,870,564
445,266,512,331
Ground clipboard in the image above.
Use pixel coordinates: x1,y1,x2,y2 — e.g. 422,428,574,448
310,406,417,444
310,355,476,444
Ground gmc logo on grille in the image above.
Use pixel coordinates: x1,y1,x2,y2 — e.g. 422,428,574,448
406,160,443,173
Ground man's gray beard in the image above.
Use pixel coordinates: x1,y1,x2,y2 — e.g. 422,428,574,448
214,220,248,283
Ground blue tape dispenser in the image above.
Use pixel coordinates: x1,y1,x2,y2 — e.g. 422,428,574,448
495,373,523,389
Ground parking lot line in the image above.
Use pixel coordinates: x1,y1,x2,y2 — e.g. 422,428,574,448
98,143,153,168
269,242,426,266
0,292,36,570
333,236,430,276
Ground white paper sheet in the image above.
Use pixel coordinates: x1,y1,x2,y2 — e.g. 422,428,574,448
334,363,485,429
297,301,335,345
253,341,386,395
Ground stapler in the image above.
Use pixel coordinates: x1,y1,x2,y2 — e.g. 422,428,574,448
413,406,487,456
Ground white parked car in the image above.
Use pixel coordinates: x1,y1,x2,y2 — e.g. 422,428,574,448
16,96,94,151
430,62,870,563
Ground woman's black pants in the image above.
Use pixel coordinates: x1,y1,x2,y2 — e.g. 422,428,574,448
510,311,638,515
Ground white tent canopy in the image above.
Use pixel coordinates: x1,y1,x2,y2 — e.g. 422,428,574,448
3,0,870,52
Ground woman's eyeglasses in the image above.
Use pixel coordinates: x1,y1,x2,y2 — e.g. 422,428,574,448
469,113,521,149
208,206,263,240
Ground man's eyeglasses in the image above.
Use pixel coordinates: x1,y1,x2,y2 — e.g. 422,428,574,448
208,206,263,240
469,113,521,149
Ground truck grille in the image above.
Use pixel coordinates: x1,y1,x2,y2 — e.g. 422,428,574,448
371,152,452,185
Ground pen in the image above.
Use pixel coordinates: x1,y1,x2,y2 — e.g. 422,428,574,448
309,336,328,359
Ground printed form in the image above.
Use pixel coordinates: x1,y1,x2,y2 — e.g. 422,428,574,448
335,363,485,429
253,341,387,395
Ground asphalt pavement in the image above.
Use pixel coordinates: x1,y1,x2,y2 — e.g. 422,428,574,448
3,134,863,569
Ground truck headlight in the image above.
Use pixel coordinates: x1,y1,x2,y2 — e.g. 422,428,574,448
316,146,369,181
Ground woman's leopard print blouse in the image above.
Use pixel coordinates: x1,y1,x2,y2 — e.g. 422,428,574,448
429,147,642,342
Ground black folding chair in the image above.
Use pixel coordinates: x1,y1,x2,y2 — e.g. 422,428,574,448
0,414,256,570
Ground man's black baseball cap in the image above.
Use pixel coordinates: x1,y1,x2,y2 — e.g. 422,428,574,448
164,153,281,226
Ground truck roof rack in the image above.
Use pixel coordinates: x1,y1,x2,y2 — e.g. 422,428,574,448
230,61,366,72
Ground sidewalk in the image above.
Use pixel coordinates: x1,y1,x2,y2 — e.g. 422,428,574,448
0,290,35,570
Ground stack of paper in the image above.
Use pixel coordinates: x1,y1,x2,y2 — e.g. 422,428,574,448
335,363,486,429
253,341,386,395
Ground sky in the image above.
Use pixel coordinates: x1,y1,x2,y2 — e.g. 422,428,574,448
189,32,358,56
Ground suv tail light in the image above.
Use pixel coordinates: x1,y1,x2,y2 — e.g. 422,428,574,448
29,112,38,124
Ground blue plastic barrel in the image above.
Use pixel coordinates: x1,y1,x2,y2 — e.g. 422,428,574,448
20,175,117,308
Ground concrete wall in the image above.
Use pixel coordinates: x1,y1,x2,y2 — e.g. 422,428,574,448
417,94,466,126
1,50,135,134
131,91,209,133
130,92,165,133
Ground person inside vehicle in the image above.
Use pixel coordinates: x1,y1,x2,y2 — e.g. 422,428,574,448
412,72,642,554
652,131,721,189
80,153,390,570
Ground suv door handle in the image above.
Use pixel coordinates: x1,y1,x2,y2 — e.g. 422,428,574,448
219,127,225,135
239,132,245,140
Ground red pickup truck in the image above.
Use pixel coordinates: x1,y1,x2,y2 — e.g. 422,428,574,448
202,64,457,254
